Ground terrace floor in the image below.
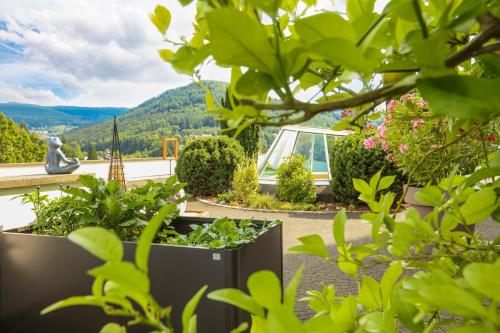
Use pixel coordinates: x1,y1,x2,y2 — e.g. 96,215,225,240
187,199,500,320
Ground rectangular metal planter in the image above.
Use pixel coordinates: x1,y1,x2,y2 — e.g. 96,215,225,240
0,216,283,333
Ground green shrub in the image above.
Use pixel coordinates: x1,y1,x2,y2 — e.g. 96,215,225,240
232,159,259,203
329,132,404,204
246,193,280,209
176,136,245,195
276,154,317,204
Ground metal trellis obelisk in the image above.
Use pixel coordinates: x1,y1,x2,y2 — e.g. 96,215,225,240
108,116,126,189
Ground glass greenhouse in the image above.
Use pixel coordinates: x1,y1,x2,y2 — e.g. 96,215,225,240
259,126,350,186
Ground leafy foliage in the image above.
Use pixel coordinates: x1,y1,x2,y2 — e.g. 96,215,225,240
276,154,316,204
220,91,261,160
373,93,497,185
176,136,245,195
21,175,186,239
166,217,278,249
232,159,259,204
329,132,404,204
0,113,46,163
42,204,207,333
152,0,499,130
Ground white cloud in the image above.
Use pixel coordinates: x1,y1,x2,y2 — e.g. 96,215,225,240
0,0,226,107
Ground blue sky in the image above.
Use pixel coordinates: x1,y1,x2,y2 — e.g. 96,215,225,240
0,0,365,108
0,0,207,107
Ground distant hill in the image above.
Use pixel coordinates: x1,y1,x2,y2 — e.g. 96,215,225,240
69,81,343,157
69,81,228,157
0,103,129,128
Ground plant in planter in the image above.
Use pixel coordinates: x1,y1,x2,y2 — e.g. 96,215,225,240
365,92,496,214
19,175,187,239
2,186,282,332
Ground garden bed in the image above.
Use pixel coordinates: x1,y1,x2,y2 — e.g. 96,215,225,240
0,216,283,333
197,196,372,215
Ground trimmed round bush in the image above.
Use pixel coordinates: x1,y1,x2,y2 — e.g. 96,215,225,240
276,154,317,204
176,136,245,195
329,132,404,204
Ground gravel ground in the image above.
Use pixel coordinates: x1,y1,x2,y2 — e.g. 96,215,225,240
186,199,500,320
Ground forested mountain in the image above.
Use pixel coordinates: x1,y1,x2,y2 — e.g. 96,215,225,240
69,81,227,157
0,103,129,128
69,81,343,157
0,113,46,163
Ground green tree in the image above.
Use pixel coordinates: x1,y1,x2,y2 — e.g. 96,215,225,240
87,143,98,160
0,113,46,163
220,90,260,159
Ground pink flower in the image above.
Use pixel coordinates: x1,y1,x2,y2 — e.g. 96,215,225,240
377,124,386,138
363,136,377,149
401,93,415,102
341,109,353,118
412,118,425,129
399,144,409,153
416,99,428,108
387,100,397,112
487,134,496,143
381,140,390,151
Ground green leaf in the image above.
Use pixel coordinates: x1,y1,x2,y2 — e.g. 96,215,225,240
136,203,177,273
266,304,305,333
99,323,126,333
165,45,210,75
369,170,382,192
310,38,376,73
353,178,372,196
229,322,249,333
460,187,497,225
380,261,402,305
235,71,276,96
207,289,265,317
41,296,102,315
284,265,304,312
333,209,347,247
182,285,208,333
417,76,500,118
206,8,277,73
89,262,150,294
68,227,123,263
295,12,356,44
149,5,171,35
414,186,443,207
251,0,282,17
377,175,395,191
358,276,382,310
288,235,330,258
248,270,282,309
448,324,497,333
347,0,375,20
463,263,500,300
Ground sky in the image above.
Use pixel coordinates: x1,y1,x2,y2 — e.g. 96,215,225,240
0,0,375,108
0,0,212,107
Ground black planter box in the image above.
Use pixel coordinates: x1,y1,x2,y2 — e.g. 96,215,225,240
0,217,283,333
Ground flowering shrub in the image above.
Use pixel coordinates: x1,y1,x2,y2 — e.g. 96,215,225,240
364,92,491,185
330,132,404,204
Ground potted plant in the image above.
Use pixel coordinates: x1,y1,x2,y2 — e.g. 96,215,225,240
0,176,282,333
364,92,493,216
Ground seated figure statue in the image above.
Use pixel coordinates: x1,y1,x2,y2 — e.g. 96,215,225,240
45,137,81,174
